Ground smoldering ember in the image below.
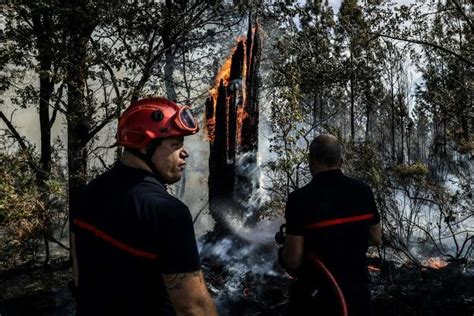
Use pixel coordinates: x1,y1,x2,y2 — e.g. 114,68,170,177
0,2,473,316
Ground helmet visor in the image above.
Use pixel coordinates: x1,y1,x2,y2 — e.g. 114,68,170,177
179,107,197,130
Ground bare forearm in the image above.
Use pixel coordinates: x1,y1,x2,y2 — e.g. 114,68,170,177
283,246,302,270
164,270,218,316
283,234,304,270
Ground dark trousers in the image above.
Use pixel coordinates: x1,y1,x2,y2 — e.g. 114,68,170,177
288,280,371,316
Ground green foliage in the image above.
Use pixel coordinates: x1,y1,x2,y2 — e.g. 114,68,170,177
264,0,336,201
457,138,474,155
1,0,471,266
0,145,67,267
0,152,45,266
264,0,473,263
392,163,429,179
343,139,386,176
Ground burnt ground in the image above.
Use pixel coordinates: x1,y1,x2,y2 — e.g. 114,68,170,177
369,259,474,316
200,253,474,316
0,254,473,316
0,259,74,316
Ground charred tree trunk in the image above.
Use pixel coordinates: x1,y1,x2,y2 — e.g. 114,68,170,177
210,79,233,199
241,22,261,153
228,41,244,168
207,80,233,236
208,35,257,202
206,19,262,233
235,19,261,217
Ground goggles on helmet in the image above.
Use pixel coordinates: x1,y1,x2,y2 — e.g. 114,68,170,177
116,97,199,150
173,106,198,133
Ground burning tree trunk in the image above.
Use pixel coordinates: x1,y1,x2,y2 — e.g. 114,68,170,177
205,19,262,232
241,20,261,153
208,78,234,199
236,20,262,219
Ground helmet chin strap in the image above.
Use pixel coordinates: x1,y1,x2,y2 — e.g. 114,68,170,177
129,140,167,186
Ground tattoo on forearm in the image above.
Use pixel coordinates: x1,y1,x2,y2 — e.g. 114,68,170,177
163,270,201,291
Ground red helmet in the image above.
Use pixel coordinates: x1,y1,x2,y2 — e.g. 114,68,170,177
117,97,199,150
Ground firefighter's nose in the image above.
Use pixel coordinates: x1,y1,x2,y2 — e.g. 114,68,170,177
181,147,189,159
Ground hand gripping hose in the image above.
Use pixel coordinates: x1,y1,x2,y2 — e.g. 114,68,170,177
306,251,348,316
275,224,348,316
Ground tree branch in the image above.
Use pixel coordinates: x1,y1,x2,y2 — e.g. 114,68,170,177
449,0,474,32
89,37,123,104
49,83,65,129
0,110,40,172
369,32,473,67
0,111,29,152
85,112,117,143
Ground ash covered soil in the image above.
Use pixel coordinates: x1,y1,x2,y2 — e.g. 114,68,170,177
369,259,474,316
0,255,473,316
0,259,74,316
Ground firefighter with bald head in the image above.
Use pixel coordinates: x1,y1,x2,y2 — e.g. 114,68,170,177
281,134,382,316
71,97,218,315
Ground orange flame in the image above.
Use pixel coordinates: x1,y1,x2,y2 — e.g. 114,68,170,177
204,117,216,141
206,48,235,143
368,265,381,272
206,34,249,144
421,257,448,269
236,105,248,145
209,53,232,112
214,55,233,89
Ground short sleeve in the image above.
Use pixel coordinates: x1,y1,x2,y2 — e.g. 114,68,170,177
366,186,380,226
284,192,304,235
156,201,201,274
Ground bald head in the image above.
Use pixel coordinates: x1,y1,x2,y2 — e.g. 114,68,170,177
309,134,342,172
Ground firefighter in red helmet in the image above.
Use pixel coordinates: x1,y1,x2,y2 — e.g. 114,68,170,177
71,97,218,316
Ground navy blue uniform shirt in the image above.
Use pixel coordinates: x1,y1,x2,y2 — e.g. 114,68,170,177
285,169,380,285
72,163,200,316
